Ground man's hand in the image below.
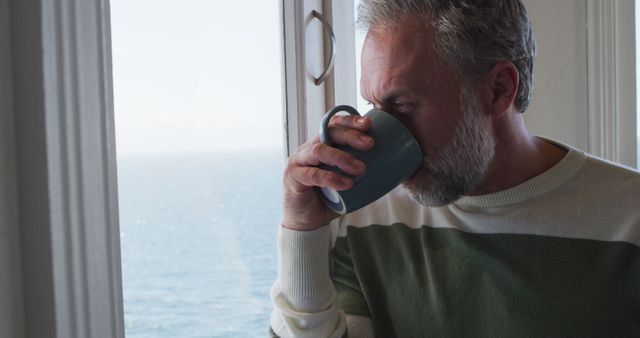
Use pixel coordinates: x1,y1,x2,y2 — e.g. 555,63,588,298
282,114,375,231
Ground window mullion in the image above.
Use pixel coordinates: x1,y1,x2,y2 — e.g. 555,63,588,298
282,0,356,154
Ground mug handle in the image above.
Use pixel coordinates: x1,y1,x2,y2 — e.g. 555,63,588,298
319,105,361,146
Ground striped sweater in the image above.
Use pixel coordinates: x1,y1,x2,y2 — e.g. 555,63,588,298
271,144,640,338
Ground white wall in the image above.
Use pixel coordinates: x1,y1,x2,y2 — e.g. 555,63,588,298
522,0,637,167
0,0,25,336
523,0,589,150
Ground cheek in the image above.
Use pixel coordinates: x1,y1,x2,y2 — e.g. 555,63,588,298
395,117,425,152
405,115,455,157
425,96,467,144
402,122,433,159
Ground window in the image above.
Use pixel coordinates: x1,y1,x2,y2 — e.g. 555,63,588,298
110,1,284,336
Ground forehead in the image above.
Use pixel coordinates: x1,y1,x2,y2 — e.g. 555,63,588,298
360,20,441,94
365,20,435,58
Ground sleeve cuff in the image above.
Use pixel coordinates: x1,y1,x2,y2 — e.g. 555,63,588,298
276,225,334,312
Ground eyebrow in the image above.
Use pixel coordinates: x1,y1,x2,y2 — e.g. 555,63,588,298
380,88,417,104
360,83,418,105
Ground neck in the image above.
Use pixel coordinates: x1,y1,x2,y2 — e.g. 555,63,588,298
469,113,568,196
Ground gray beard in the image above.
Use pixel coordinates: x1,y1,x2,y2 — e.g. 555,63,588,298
403,92,496,207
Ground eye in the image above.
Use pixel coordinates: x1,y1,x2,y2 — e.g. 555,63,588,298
393,101,417,115
361,100,378,111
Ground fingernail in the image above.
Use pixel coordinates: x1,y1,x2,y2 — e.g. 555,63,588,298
357,117,367,124
360,135,372,143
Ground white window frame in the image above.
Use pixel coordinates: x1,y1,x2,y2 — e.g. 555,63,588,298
281,0,357,153
8,0,123,337
0,0,22,336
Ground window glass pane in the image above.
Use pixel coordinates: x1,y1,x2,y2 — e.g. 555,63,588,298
111,1,284,337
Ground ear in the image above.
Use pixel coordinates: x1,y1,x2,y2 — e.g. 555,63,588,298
483,61,519,117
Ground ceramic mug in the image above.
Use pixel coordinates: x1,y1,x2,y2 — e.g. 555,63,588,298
317,105,423,214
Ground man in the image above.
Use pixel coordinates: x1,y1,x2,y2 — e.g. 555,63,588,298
271,0,640,337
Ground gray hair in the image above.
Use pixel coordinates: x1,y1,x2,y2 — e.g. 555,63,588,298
358,0,537,113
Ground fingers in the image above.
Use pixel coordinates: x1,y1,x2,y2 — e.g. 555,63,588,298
281,114,375,229
328,114,371,131
284,114,373,193
295,142,365,177
327,115,375,151
288,166,353,191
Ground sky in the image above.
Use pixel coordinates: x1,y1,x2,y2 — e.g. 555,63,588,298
110,0,284,153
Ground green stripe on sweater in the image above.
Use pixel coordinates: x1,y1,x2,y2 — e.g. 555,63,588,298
331,223,640,338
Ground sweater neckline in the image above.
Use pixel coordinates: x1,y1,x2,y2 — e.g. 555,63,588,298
454,142,586,209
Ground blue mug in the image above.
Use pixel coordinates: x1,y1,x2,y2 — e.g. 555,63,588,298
317,105,423,214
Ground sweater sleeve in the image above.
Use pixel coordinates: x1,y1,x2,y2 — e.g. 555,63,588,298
269,226,347,338
331,236,371,318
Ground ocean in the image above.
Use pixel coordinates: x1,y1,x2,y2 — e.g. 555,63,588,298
117,150,285,337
